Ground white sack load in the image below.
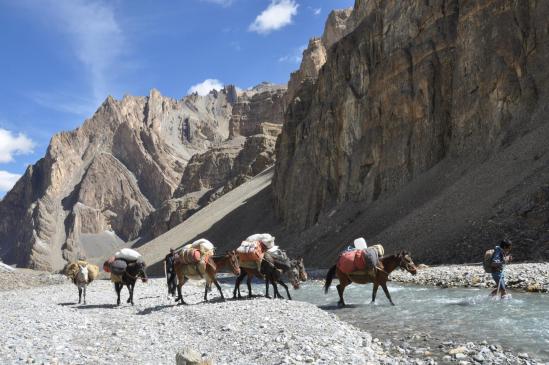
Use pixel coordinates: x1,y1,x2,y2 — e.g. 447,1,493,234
246,233,275,249
114,248,142,262
353,237,367,250
267,245,280,253
191,238,215,255
237,240,259,254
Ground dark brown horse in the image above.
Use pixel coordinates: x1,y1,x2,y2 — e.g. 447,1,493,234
113,261,148,306
174,250,240,304
233,256,307,300
324,251,417,306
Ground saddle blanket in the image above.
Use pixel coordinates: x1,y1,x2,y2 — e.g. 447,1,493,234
337,247,380,274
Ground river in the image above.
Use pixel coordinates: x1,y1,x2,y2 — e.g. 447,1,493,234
224,279,549,361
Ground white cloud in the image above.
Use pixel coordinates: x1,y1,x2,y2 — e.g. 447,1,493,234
278,45,307,64
0,171,21,193
201,0,234,6
249,0,299,34
0,129,35,163
313,8,321,16
187,79,224,96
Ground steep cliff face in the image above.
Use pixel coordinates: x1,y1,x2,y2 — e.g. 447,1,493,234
140,129,280,241
274,0,549,263
229,83,286,138
0,83,285,270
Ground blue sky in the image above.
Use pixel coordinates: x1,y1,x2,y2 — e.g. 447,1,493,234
0,0,355,196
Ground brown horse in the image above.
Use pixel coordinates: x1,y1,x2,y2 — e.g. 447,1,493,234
174,250,240,304
324,251,417,306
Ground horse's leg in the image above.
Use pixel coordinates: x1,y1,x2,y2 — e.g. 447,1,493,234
115,283,122,306
78,286,82,304
204,281,209,302
336,274,349,307
264,279,269,298
277,280,291,300
371,282,379,304
176,276,187,305
213,279,225,300
83,284,87,305
126,283,132,303
380,282,395,306
131,281,136,306
233,271,246,299
246,275,253,298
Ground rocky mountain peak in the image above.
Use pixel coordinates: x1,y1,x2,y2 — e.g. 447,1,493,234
0,82,286,271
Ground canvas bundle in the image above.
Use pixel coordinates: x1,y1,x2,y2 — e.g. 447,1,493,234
264,249,291,271
110,259,128,276
65,261,99,282
114,248,142,262
237,241,265,262
176,248,202,265
246,233,275,249
191,239,215,256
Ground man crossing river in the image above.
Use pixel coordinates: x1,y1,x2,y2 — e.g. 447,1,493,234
490,239,513,298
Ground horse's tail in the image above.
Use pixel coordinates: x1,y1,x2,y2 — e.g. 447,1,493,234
324,265,337,294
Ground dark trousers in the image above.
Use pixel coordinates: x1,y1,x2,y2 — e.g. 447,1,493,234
167,271,177,295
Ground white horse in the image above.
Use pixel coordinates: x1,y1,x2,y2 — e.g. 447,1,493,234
75,265,89,305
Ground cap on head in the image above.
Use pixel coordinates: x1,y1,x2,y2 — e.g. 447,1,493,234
500,239,512,249
170,248,175,253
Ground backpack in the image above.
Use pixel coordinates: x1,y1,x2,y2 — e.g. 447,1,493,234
483,249,494,273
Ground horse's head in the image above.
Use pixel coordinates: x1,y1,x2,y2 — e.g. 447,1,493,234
77,265,89,283
134,261,148,283
397,251,417,275
226,250,241,276
292,257,307,282
287,258,306,289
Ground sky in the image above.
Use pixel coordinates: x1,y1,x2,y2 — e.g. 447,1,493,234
0,0,355,196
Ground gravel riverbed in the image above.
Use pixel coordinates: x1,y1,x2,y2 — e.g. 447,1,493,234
0,272,544,364
390,263,549,292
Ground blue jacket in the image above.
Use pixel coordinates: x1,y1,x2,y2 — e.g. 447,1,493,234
491,246,505,272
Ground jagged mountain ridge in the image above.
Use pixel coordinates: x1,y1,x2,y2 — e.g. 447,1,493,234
0,84,286,270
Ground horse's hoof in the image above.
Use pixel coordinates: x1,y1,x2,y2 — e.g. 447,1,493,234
265,295,271,299
337,302,345,308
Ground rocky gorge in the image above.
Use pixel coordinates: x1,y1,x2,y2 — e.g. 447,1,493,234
273,0,549,265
